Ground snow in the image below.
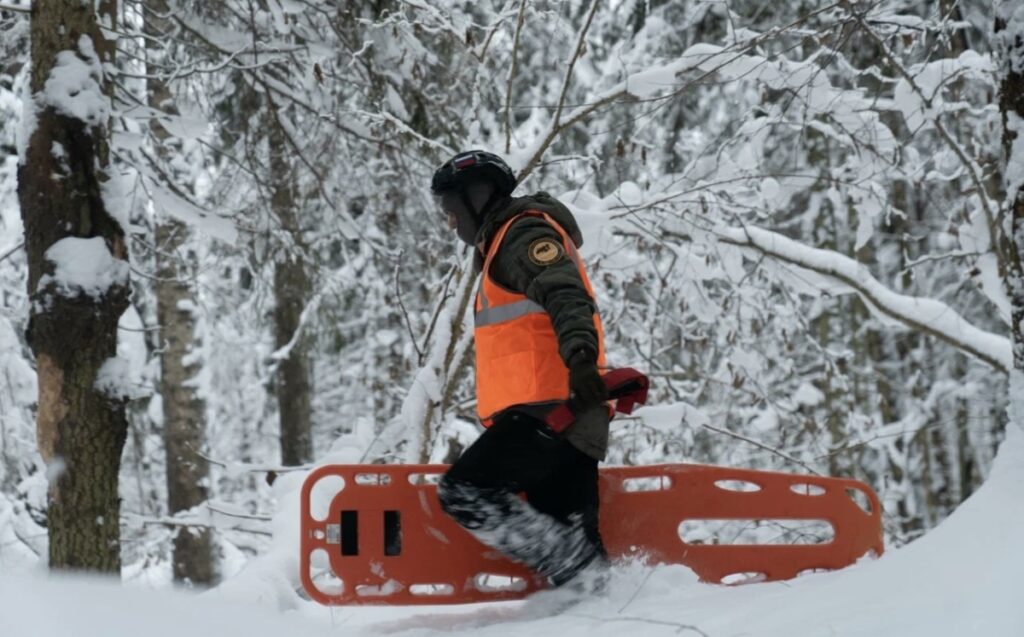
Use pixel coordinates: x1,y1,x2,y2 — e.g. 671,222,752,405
1007,112,1024,207
147,176,238,244
793,381,824,407
100,168,134,233
4,430,1024,635
0,317,36,407
893,50,993,132
43,36,109,127
0,493,44,572
641,402,709,432
15,59,35,165
0,573,337,637
39,236,129,299
93,356,137,399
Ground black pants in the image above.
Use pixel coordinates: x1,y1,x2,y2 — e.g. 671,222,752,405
438,411,605,586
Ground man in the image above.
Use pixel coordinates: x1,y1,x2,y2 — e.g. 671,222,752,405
432,149,611,589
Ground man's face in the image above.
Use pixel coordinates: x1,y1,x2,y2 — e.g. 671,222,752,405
437,188,483,245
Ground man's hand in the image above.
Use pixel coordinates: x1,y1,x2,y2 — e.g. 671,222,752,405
568,349,607,412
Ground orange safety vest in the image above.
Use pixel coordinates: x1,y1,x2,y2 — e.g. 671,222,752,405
474,210,607,425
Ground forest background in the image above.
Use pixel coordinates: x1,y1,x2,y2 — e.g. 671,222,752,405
1,0,1023,588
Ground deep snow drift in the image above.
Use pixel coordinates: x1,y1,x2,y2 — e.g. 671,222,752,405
4,428,1023,637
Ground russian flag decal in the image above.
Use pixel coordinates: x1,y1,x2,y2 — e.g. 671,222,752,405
454,153,476,169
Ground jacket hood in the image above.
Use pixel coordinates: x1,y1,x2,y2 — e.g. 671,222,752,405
476,192,584,254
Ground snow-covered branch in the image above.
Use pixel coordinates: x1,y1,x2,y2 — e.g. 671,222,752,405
711,222,1011,374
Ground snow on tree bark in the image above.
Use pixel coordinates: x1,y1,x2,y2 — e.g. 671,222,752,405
17,0,130,572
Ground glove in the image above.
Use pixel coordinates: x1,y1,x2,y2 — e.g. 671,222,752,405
567,349,607,413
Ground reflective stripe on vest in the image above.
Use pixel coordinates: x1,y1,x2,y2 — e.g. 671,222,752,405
473,210,607,424
474,298,546,327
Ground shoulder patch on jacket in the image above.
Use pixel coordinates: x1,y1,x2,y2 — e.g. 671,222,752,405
527,238,565,266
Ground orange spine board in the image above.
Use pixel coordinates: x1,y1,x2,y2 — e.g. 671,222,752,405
300,463,884,605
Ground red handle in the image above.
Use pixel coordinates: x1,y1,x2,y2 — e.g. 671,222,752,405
545,367,650,434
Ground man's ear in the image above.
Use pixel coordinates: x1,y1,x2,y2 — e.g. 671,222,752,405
440,191,466,217
465,181,498,216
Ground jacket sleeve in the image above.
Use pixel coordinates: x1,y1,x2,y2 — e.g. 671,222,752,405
489,217,599,364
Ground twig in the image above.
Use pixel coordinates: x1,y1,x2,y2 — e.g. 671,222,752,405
0,2,29,14
504,0,529,154
420,258,462,348
198,450,312,474
617,568,655,613
0,242,24,265
128,515,272,537
552,0,601,130
701,423,822,475
395,250,425,361
206,502,272,522
566,613,710,637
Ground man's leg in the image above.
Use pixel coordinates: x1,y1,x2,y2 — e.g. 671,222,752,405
525,441,605,559
438,412,603,586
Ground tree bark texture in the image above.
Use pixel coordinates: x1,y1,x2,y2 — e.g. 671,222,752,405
147,0,215,586
155,221,215,584
17,0,130,572
268,116,313,466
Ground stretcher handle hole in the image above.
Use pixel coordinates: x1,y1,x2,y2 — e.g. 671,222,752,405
355,473,392,486
308,475,345,522
790,483,826,496
720,572,767,585
341,510,359,556
845,487,873,514
714,479,761,493
622,476,673,492
308,549,344,596
474,573,529,593
410,583,455,596
679,519,835,545
384,510,402,556
407,473,442,486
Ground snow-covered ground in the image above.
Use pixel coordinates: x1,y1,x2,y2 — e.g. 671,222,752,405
5,429,1023,637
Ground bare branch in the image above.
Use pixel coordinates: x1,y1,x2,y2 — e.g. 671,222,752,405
700,423,821,475
504,0,529,155
552,0,601,131
0,241,24,265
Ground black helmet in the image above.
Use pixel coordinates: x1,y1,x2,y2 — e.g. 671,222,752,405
431,149,517,197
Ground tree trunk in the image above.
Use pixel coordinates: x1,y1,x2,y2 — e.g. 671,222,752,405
18,0,130,572
154,220,215,585
146,0,215,586
268,116,313,466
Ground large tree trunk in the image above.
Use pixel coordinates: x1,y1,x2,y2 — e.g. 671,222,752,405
146,0,215,586
268,116,313,466
18,0,130,572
